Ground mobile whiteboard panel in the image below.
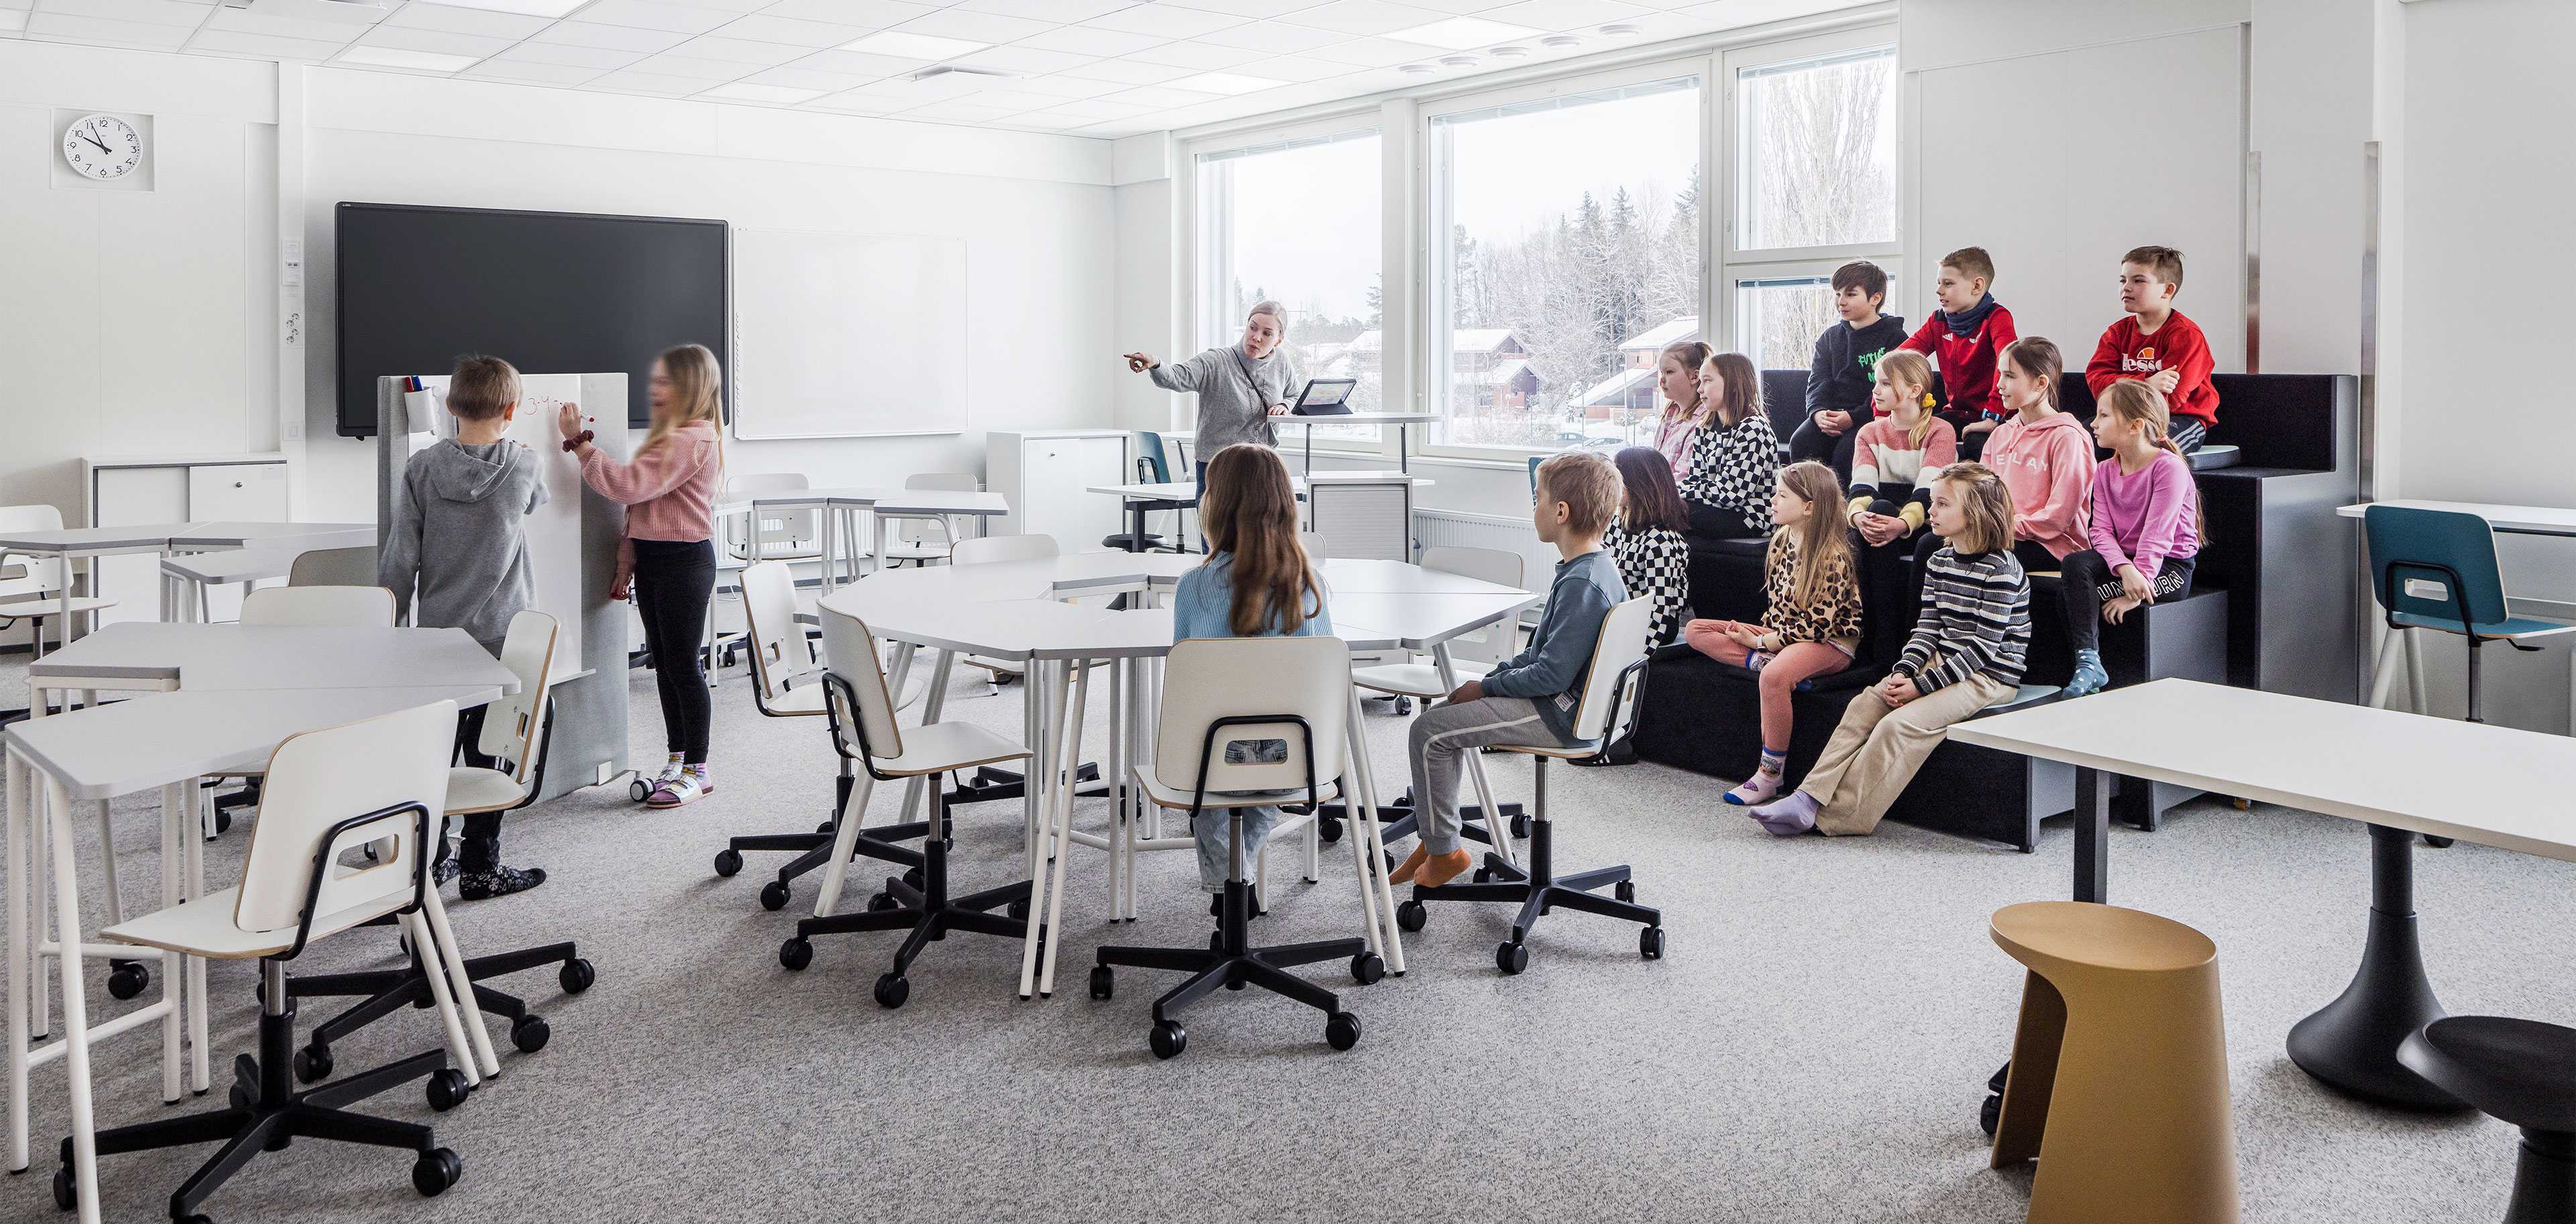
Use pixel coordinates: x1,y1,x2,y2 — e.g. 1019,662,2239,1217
733,228,969,440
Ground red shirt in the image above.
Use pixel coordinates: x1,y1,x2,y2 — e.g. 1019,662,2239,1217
1898,304,2017,434
2085,311,2218,425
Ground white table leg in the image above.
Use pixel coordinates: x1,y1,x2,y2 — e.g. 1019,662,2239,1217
419,892,500,1080
183,785,207,1094
1016,660,1069,1000
2368,624,2404,709
157,783,181,1105
400,910,479,1087
1434,642,1518,870
1036,661,1089,998
7,750,30,1173
2402,625,2428,715
43,775,99,1224
1106,656,1123,921
1342,687,1403,974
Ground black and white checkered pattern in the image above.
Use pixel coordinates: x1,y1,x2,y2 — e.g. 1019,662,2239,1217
1605,519,1692,646
1680,412,1780,534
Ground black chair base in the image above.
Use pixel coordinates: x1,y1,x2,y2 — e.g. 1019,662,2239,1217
60,998,460,1221
777,831,1030,1008
1313,790,1523,846
1401,814,1664,974
713,772,928,911
286,935,596,1078
1091,878,1373,1059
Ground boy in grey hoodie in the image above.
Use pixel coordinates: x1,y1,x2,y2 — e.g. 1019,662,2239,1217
380,354,549,900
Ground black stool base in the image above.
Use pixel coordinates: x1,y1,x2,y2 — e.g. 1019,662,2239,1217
2288,823,2464,1111
2508,1128,2576,1224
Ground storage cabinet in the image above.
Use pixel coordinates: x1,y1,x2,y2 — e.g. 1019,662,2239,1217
987,430,1129,554
85,454,290,625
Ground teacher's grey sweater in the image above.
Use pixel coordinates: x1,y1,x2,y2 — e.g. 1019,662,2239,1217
1148,346,1300,454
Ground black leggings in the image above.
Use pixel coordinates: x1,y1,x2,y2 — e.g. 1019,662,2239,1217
2056,550,2197,653
633,538,716,764
453,707,504,840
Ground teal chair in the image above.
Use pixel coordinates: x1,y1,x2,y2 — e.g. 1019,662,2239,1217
1102,431,1196,554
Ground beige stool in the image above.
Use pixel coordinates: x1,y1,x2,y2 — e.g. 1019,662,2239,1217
1989,901,2239,1224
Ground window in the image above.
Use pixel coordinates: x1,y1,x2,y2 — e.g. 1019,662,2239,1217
1428,74,1702,454
1195,128,1382,445
1734,46,1897,252
1735,272,1898,373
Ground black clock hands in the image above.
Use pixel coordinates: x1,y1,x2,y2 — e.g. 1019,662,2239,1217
77,126,111,155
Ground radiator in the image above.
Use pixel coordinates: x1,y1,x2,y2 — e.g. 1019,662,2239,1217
1413,507,1556,582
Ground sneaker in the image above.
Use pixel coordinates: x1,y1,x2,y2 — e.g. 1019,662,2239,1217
461,863,547,901
432,856,460,887
647,772,708,809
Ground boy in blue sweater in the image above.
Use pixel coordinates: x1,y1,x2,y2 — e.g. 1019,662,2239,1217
1392,451,1629,888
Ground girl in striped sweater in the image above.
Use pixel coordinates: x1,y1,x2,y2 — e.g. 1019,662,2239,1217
1604,446,1693,647
1750,463,2030,837
1684,461,1864,807
1847,350,1958,669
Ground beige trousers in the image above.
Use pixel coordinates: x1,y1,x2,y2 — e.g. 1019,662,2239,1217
1797,672,2016,836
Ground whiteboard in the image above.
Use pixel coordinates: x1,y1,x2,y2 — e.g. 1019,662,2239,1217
733,228,969,440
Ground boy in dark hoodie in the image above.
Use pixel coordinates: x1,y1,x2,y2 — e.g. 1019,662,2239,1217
381,354,549,899
1793,260,1908,482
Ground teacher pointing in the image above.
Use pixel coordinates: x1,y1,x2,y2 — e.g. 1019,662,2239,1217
1124,299,1300,495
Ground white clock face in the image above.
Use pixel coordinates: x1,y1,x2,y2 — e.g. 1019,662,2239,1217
61,114,143,181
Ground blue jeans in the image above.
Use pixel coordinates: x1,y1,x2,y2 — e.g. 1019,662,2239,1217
1193,460,1208,499
1191,806,1281,892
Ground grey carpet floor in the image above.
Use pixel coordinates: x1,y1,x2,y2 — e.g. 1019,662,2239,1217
0,647,2562,1223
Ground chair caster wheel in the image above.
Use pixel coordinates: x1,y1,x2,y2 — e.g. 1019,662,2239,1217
1208,931,1224,951
1509,813,1532,839
816,820,835,835
559,958,595,994
1349,952,1384,985
1391,697,1413,715
52,1164,73,1211
106,961,148,1001
631,779,651,803
1325,1011,1362,1051
1639,925,1665,960
873,974,910,1009
292,1044,332,1082
712,848,743,877
867,892,898,913
1318,817,1343,844
412,1147,462,1197
778,937,812,971
1988,1061,2011,1094
758,880,791,911
1089,966,1114,1000
1396,901,1427,933
1149,1020,1187,1060
511,1014,551,1054
1980,1092,2002,1137
1008,899,1030,921
213,809,232,835
902,866,925,890
229,1084,251,1113
1615,880,1636,903
1495,941,1529,975
1472,868,1491,884
2423,834,2455,848
425,1068,470,1113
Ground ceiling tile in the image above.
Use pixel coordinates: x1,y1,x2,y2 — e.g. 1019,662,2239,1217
26,11,190,44
1383,14,1536,46
1122,38,1256,68
588,68,707,92
951,0,1129,21
354,26,517,56
462,58,603,82
1239,52,1352,81
0,9,24,28
1052,55,1189,83
1278,0,1447,36
492,40,645,66
851,71,989,99
205,7,370,41
788,46,930,75
712,13,865,45
1190,19,1341,51
626,50,753,77
564,0,736,34
1367,0,1511,13
1002,112,1096,130
1475,0,1645,28
1597,7,1714,36
741,64,869,89
949,43,1091,72
42,0,209,28
898,99,1018,119
757,0,932,23
1077,3,1243,38
671,33,807,62
527,20,690,50
1297,34,1421,64
805,89,908,111
1041,95,1150,117
1162,0,1315,14
1010,23,1159,55
700,80,825,101
384,4,552,38
1004,72,1123,97
940,87,1059,110
1070,116,1159,136
1101,82,1218,107
194,28,352,56
890,7,1054,42
686,0,779,13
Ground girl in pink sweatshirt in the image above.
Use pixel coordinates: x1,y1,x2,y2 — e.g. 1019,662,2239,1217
559,343,726,807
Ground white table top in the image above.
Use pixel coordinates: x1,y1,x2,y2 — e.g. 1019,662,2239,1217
714,487,1009,517
1163,413,1436,438
0,521,373,555
160,548,297,585
6,684,504,802
1090,475,1434,501
2335,499,2576,538
0,523,202,554
1947,678,2576,862
28,622,522,695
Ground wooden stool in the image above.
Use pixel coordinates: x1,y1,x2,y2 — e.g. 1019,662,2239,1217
1989,901,2239,1224
2400,1017,2576,1223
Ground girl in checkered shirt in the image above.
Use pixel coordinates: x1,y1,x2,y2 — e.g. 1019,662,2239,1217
1683,460,1864,807
1604,447,1693,646
1679,351,1780,541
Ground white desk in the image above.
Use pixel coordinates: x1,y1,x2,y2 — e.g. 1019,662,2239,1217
157,550,295,623
1948,678,2576,1110
1089,476,1435,558
0,521,374,642
1168,411,1439,473
2336,499,2576,539
3,625,516,1221
710,487,1010,591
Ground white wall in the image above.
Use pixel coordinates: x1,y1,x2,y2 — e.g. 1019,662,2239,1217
1111,135,1177,436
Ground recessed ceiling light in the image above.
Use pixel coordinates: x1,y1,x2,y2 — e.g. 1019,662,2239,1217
1387,16,1540,50
1540,34,1581,48
1168,71,1287,96
337,46,480,72
1399,63,1436,74
417,0,586,17
1439,54,1477,68
1491,45,1529,58
841,31,988,60
702,83,826,104
1598,22,1643,37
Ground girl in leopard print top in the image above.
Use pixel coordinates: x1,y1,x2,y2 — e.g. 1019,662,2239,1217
1684,460,1864,807
1605,446,1694,646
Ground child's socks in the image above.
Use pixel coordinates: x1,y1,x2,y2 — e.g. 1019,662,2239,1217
1723,747,1788,806
2061,649,2108,699
1750,791,1819,836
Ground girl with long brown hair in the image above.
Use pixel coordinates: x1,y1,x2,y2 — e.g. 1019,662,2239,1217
1604,446,1693,646
2055,379,2205,697
559,342,727,808
1678,350,1781,541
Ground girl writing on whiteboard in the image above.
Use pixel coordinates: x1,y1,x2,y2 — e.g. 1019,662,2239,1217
1123,299,1300,496
559,342,727,809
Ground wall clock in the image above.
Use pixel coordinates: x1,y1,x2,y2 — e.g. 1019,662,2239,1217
60,113,145,182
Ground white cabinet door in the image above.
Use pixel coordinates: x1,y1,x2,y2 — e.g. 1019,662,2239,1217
186,462,288,522
1069,436,1125,550
91,466,189,627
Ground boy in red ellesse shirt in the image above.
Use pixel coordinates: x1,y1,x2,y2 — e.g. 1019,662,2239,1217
2085,244,2218,451
1898,245,2017,458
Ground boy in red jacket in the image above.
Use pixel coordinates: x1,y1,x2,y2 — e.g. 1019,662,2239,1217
1899,246,2017,458
2085,244,2218,451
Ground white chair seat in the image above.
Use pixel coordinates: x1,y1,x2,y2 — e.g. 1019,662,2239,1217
881,541,953,561
0,594,117,616
1132,768,1342,812
100,886,405,961
1351,660,1491,698
731,544,824,563
1488,738,1603,761
763,682,828,715
445,766,529,815
873,721,1031,778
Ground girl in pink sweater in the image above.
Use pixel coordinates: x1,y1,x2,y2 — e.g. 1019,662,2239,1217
559,343,726,807
2056,380,2204,696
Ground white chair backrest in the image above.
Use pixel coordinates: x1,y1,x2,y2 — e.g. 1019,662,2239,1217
724,472,815,555
0,505,70,600
476,611,558,784
952,533,1057,567
234,700,455,939
1155,636,1350,802
1424,546,1524,667
241,584,394,627
739,561,818,701
289,545,378,589
818,605,904,761
906,473,979,493
1299,532,1330,559
891,474,981,548
1565,597,1654,743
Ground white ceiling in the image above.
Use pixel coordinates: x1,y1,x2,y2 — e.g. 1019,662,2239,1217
0,0,1866,138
